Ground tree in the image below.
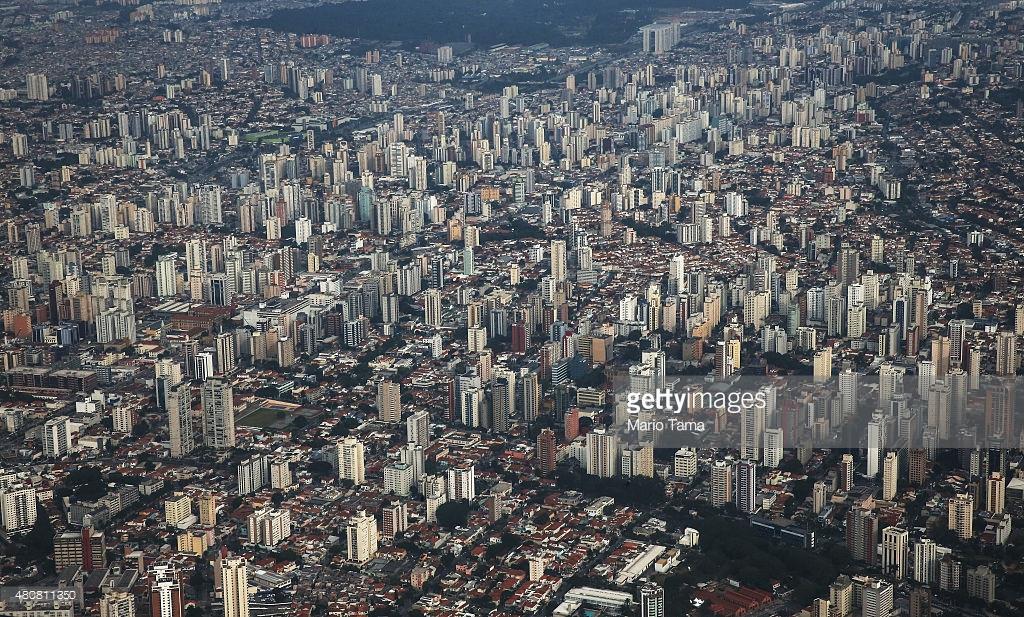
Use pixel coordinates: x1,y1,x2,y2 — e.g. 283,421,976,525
132,418,151,438
435,500,470,529
308,460,334,477
17,502,55,570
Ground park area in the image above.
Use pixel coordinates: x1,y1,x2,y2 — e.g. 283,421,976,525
237,399,321,431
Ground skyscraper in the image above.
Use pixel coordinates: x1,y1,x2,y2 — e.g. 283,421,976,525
734,459,758,514
166,382,194,458
909,586,931,617
155,254,177,298
881,451,898,500
347,510,379,564
846,507,878,563
948,493,974,540
338,437,366,485
536,428,556,474
995,331,1017,376
424,289,442,327
201,378,235,449
912,539,937,585
222,557,250,617
585,428,618,478
639,582,665,617
881,526,908,579
406,410,430,447
861,580,894,617
549,239,567,283
986,472,1005,514
446,465,475,501
866,414,886,477
839,453,854,491
99,590,135,617
376,380,401,424
150,565,183,617
673,447,697,478
42,417,72,458
1,484,37,532
711,460,733,507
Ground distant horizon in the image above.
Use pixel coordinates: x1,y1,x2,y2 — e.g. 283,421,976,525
253,0,759,49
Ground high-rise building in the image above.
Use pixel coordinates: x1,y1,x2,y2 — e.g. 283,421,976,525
739,403,764,462
26,72,49,100
155,359,183,410
222,557,250,617
879,363,904,408
909,586,931,617
99,590,135,617
424,289,442,327
164,492,192,527
811,598,830,617
384,461,414,496
641,22,679,54
585,428,618,478
155,254,177,298
995,332,1017,375
247,508,291,547
881,451,898,500
912,539,937,585
377,380,401,423
214,332,236,374
381,500,408,540
1,484,37,532
406,409,430,447
829,576,853,617
237,455,268,495
948,493,974,539
964,565,996,603
846,507,878,563
881,526,908,579
839,453,854,491
711,460,733,507
763,427,784,468
199,494,217,526
166,383,194,458
639,582,665,617
673,448,697,478
550,239,567,283
734,459,758,514
861,580,894,617
42,417,72,458
621,445,654,478
150,564,183,617
866,415,886,477
536,428,556,474
346,510,379,564
908,449,928,486
201,378,235,449
446,465,475,501
986,472,1005,514
53,528,106,571
338,437,366,485
270,459,292,490
812,481,830,514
